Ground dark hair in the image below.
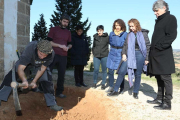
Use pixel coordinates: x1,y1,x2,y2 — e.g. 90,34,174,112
60,13,71,21
75,25,83,31
112,19,126,32
96,25,104,31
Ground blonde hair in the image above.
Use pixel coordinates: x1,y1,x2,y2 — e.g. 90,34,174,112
128,19,141,33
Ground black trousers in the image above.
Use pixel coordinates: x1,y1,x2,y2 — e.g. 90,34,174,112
49,54,67,95
74,65,84,84
155,74,173,104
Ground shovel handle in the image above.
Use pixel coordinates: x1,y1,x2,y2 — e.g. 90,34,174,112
11,82,33,89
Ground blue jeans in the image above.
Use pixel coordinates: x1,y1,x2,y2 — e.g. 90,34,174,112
133,50,145,93
114,61,127,92
108,69,125,88
93,57,107,84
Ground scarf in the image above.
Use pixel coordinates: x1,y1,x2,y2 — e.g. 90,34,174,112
114,29,123,36
127,32,147,88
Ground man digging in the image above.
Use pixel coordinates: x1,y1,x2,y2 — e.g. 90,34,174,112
0,40,63,111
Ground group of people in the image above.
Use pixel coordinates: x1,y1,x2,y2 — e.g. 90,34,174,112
0,0,177,112
92,0,177,111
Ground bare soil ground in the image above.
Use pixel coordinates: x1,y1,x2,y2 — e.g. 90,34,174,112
0,70,179,120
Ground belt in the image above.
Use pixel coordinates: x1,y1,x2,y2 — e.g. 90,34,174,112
111,46,123,49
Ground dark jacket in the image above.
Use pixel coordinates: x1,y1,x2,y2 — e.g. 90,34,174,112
122,29,151,61
148,11,177,75
92,33,109,58
71,33,89,66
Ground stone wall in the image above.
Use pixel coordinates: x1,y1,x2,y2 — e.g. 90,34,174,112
17,0,30,54
0,0,30,80
0,0,4,79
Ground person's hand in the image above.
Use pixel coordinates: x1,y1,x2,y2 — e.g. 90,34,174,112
122,54,127,61
59,45,68,51
145,60,149,65
22,80,28,89
30,82,37,89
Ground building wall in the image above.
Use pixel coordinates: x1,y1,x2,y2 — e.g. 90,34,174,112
0,0,30,80
0,0,4,79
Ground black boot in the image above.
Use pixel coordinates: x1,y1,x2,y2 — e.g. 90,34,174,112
101,84,105,90
107,91,119,97
147,98,162,104
92,83,96,88
153,102,171,110
119,88,124,94
80,83,87,87
133,93,138,99
75,83,81,87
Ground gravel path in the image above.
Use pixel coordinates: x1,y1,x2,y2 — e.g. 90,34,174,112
53,70,180,120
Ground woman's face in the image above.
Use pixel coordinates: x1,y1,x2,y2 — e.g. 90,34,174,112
76,29,83,36
129,22,136,32
97,29,104,36
115,22,121,32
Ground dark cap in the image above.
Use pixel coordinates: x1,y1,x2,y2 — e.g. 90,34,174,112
37,40,53,55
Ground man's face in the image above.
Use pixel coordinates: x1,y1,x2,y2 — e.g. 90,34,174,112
60,19,69,28
154,6,166,18
37,50,48,59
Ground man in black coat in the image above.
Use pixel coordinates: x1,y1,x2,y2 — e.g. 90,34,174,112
147,0,177,110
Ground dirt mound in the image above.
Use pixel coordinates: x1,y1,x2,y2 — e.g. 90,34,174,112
0,86,124,120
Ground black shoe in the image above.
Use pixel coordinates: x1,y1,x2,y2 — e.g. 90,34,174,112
153,103,171,110
133,93,138,99
80,83,87,87
92,83,96,88
56,94,66,98
101,84,105,90
119,88,124,94
128,87,133,95
75,83,81,87
147,98,162,104
107,91,119,96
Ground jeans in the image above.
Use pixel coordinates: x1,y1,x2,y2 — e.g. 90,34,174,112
93,57,107,85
133,50,145,93
74,65,84,84
155,74,172,104
108,69,125,89
114,61,127,92
49,54,67,95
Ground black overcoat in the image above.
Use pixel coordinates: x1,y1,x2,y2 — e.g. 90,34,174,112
71,33,89,66
148,11,177,75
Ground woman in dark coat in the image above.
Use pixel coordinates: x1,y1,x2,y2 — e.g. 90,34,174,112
71,25,89,87
147,0,177,110
92,25,109,90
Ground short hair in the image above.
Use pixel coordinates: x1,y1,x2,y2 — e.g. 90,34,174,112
153,0,169,12
37,40,53,55
112,19,126,32
60,13,71,21
75,25,83,31
128,19,141,33
96,25,104,31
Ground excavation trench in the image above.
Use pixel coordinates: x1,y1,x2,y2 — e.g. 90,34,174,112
0,86,123,120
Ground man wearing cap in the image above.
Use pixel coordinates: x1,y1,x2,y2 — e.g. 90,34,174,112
47,13,72,98
147,0,177,110
0,40,63,111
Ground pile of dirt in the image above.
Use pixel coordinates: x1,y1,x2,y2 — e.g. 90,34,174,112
0,86,125,120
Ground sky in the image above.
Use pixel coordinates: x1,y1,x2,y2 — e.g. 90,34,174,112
30,0,180,49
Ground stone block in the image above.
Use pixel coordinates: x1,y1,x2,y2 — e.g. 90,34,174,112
26,4,30,16
18,1,25,14
25,25,30,36
0,24,4,39
0,40,4,58
0,72,4,81
17,24,25,36
0,9,4,24
0,0,4,9
20,0,30,5
0,59,4,73
17,36,29,46
17,13,30,26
